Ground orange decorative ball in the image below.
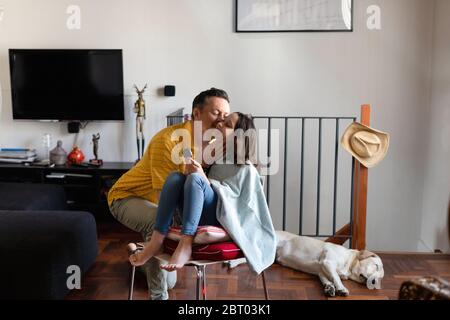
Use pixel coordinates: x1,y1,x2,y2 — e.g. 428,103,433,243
67,146,85,164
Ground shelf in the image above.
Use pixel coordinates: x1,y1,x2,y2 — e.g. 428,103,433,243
0,162,132,220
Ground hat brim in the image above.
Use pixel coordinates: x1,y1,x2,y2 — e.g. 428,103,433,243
340,122,390,168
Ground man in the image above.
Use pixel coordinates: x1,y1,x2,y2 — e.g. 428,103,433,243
107,88,231,300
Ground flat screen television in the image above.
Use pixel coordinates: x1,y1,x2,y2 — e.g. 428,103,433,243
9,49,124,121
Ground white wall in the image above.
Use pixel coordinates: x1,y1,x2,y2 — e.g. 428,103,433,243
419,0,450,253
0,0,440,251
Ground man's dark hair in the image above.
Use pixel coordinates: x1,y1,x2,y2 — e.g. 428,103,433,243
192,88,229,116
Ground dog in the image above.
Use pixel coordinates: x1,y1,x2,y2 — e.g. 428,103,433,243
275,231,384,297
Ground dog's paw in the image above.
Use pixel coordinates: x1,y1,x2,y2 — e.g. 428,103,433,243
323,284,336,297
336,288,349,297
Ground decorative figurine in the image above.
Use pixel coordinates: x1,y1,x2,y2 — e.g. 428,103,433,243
133,84,147,160
50,140,68,166
89,133,103,166
67,146,85,165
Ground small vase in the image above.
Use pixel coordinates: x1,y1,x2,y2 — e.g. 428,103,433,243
67,146,85,165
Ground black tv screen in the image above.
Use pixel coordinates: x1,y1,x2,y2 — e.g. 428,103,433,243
9,49,124,121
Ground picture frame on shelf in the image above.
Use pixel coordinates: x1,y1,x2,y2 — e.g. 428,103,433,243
235,0,353,33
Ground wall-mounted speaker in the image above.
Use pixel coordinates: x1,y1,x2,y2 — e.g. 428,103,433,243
164,85,176,97
68,121,80,133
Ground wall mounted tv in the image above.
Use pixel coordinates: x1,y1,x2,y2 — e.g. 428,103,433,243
9,49,124,121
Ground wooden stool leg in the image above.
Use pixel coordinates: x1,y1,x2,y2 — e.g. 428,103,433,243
262,271,269,300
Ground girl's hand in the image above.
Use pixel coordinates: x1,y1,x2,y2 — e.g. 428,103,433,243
184,159,195,175
185,159,203,174
185,159,210,183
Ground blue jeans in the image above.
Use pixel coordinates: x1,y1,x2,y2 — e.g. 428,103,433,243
154,172,220,236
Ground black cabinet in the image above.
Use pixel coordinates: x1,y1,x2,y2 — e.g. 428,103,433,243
0,162,133,220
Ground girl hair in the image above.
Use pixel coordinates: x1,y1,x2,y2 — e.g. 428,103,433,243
233,112,257,166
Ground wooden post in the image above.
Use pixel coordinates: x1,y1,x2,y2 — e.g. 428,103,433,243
351,105,371,250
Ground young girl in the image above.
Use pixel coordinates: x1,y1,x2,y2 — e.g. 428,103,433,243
129,112,256,271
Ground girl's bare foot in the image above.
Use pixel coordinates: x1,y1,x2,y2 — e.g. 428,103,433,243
160,235,193,271
129,231,165,267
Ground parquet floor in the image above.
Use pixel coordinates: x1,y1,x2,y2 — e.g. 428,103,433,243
66,222,450,300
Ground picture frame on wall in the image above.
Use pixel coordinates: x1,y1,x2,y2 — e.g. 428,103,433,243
235,0,353,33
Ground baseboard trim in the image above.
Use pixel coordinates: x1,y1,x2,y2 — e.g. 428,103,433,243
417,238,433,252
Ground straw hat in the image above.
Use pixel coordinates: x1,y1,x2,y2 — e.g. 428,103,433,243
341,122,390,168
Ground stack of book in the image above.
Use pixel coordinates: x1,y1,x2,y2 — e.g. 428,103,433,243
0,148,37,163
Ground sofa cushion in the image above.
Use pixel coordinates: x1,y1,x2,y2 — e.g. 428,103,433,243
0,210,97,299
0,182,67,211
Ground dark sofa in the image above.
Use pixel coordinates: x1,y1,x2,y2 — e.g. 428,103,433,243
0,182,98,299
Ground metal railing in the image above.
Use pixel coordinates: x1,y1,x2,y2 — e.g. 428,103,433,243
167,115,358,246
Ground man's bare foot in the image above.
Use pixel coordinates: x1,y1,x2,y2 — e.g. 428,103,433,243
129,231,165,267
160,236,193,272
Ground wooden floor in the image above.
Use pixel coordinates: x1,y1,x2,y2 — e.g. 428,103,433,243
66,222,450,300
